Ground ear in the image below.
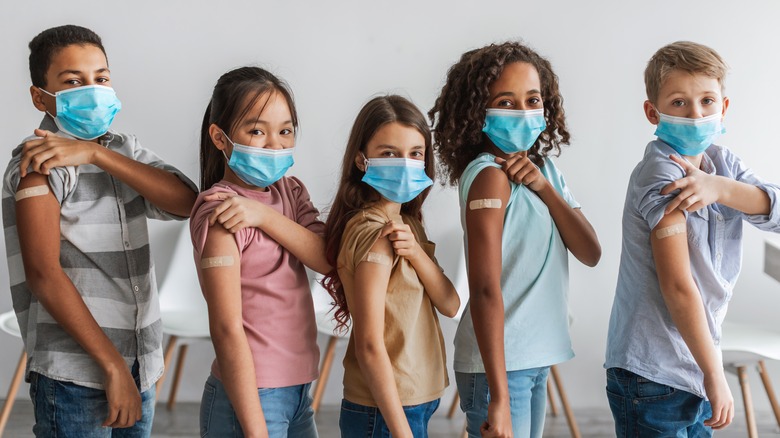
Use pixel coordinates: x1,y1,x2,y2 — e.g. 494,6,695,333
354,152,366,172
208,124,229,151
721,96,730,119
30,86,50,113
643,100,660,125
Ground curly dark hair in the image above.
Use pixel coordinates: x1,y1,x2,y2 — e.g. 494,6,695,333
429,41,571,186
321,95,434,333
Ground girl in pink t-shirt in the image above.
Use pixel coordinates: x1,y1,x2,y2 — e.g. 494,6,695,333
190,66,328,438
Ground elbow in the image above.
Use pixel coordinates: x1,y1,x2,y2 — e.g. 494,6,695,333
208,319,245,341
354,339,384,366
24,266,62,301
580,245,602,268
440,293,460,318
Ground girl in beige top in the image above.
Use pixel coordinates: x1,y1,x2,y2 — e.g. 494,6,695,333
322,95,460,438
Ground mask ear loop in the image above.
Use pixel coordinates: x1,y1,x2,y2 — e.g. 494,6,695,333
358,152,369,171
219,129,234,162
38,87,58,120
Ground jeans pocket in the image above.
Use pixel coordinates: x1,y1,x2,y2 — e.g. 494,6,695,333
199,380,216,437
455,373,476,412
636,377,676,400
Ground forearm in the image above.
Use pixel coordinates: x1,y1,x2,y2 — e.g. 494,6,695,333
93,147,196,217
408,252,459,317
716,177,770,215
470,286,509,403
258,211,329,274
211,326,267,438
356,345,413,438
537,183,601,267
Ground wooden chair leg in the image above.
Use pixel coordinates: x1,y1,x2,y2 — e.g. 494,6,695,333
156,335,178,402
550,365,581,438
312,336,338,413
738,366,758,438
547,375,559,416
0,350,26,436
758,360,780,429
166,343,189,411
462,423,468,438
447,391,460,419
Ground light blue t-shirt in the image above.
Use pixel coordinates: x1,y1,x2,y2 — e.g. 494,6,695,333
605,140,780,398
454,153,579,373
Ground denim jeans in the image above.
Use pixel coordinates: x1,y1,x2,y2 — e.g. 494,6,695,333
29,361,156,437
199,374,318,438
455,367,549,438
606,367,713,437
339,398,440,438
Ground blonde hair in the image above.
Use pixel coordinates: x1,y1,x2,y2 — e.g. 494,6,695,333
644,41,728,104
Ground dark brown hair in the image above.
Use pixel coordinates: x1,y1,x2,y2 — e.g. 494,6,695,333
200,67,298,191
429,41,570,186
29,25,107,88
321,95,434,332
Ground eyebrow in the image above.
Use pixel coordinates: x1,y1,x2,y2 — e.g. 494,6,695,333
242,119,293,126
491,89,542,100
57,68,110,77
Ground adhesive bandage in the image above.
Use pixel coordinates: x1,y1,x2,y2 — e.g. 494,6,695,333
365,252,391,266
15,185,49,201
200,256,235,269
655,223,686,239
469,199,502,210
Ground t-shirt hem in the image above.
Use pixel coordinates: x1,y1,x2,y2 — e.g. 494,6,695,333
344,387,446,408
212,370,319,389
453,350,574,374
604,362,705,399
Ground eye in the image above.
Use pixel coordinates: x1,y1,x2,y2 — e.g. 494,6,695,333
702,97,715,105
411,151,425,159
64,79,81,86
528,97,542,106
671,100,685,107
280,128,294,135
381,150,397,157
496,99,514,108
96,77,110,84
249,129,265,136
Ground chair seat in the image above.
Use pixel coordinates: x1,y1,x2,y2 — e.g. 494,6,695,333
160,310,210,338
0,311,21,339
721,321,780,365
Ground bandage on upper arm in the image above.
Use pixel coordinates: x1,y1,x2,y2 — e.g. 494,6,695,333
655,223,686,239
200,256,235,269
469,199,502,210
15,185,49,201
364,252,391,266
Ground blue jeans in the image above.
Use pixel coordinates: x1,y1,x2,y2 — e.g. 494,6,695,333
29,361,156,437
606,368,713,437
339,398,440,437
199,374,318,438
456,367,549,438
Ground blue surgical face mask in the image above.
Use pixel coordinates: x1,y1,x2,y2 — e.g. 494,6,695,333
360,155,433,204
39,85,122,140
482,108,546,154
222,132,294,188
654,108,725,156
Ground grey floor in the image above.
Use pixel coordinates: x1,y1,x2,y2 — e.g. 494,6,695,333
2,400,780,437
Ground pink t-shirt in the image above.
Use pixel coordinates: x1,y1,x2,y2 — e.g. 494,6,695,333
190,177,323,388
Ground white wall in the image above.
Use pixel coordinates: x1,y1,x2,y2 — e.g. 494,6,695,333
2,0,780,415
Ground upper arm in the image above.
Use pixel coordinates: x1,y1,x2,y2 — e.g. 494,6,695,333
197,225,243,329
290,177,325,235
15,173,62,279
650,211,693,293
464,167,510,294
350,237,393,349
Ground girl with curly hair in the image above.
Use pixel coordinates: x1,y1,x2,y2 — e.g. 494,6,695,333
429,41,602,437
322,95,460,437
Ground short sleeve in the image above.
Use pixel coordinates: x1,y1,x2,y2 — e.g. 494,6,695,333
632,145,688,230
127,135,198,221
189,186,250,259
540,157,580,209
3,141,78,205
287,176,325,236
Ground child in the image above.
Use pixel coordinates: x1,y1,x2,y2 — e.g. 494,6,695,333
321,95,460,437
1,25,198,435
429,41,601,438
605,41,780,436
191,66,328,437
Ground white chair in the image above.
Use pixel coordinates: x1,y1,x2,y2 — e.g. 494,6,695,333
310,273,351,412
155,222,211,410
0,310,25,436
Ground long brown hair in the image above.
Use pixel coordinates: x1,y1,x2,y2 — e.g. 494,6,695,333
321,95,435,332
429,41,570,186
199,67,298,191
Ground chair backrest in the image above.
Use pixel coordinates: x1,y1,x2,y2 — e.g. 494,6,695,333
766,239,780,283
157,222,208,316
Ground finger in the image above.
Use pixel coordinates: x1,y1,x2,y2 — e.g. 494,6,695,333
669,154,694,172
33,129,51,139
704,407,722,427
660,179,687,196
223,215,242,230
136,402,143,421
104,405,120,427
203,192,235,203
493,156,506,165
679,196,699,212
664,194,687,214
379,222,403,239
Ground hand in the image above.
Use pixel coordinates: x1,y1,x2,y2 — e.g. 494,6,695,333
703,370,734,430
102,363,142,428
205,192,270,233
481,400,513,437
380,221,420,262
661,154,721,214
20,129,99,177
495,154,547,192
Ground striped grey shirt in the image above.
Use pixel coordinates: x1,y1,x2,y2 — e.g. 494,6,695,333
2,116,197,392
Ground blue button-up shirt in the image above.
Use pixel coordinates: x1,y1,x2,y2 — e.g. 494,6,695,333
605,140,780,398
